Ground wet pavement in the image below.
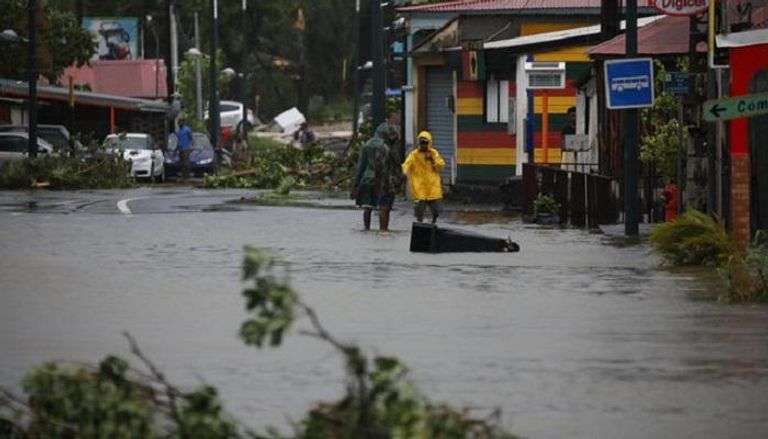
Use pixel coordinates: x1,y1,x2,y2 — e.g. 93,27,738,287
1,188,767,438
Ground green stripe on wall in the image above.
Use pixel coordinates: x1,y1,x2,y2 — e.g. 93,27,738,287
566,63,591,80
533,114,569,132
457,116,509,132
457,164,517,183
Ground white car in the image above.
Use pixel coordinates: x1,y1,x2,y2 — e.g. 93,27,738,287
206,100,255,129
104,133,165,181
0,132,54,166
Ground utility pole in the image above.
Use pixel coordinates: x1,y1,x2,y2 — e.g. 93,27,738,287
209,0,220,150
351,0,361,139
169,0,179,94
27,0,38,158
371,0,385,128
76,0,84,26
241,0,248,135
194,12,203,122
624,0,639,236
601,0,620,40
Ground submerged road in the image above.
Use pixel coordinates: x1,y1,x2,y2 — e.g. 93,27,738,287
1,187,767,439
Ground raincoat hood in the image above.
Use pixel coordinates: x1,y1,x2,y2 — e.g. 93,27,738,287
374,122,399,144
417,131,433,148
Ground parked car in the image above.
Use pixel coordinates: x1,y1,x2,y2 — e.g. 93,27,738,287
0,124,81,151
164,132,216,177
205,100,255,130
103,133,165,181
0,132,54,166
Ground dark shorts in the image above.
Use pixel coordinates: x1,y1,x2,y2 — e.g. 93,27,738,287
355,182,378,209
379,194,395,209
413,199,441,220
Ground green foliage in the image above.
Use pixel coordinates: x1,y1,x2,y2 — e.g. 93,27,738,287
0,348,243,438
239,247,518,439
649,210,735,267
640,59,687,184
204,135,355,190
177,49,233,119
722,231,768,303
0,147,134,190
640,117,683,184
533,193,560,216
13,357,156,438
0,1,95,83
308,96,352,125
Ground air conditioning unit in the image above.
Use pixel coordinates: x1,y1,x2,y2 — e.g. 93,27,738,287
525,61,566,89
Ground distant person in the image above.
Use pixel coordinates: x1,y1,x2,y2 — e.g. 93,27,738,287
352,121,401,231
562,106,576,136
293,122,316,148
176,119,193,182
402,131,445,224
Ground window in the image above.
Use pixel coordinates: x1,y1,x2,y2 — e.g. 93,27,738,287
485,76,509,123
0,136,27,153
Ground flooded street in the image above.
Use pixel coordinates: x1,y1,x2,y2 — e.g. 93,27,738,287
1,188,767,439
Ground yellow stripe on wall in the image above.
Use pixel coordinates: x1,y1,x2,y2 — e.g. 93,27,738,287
457,98,483,116
457,148,516,165
521,22,589,36
533,96,576,114
533,148,563,164
534,45,591,62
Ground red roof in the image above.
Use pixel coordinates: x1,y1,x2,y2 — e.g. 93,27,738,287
589,15,705,56
398,0,626,13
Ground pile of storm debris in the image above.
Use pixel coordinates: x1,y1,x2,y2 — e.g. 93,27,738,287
205,108,363,190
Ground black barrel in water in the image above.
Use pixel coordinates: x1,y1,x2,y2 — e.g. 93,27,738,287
409,223,519,253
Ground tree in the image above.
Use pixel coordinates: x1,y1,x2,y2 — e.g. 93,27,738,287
0,0,95,83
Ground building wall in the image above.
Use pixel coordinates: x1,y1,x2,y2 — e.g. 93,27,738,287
455,80,516,183
452,21,592,184
729,43,768,247
524,22,591,167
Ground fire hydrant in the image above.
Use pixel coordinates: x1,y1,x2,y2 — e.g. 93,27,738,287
662,183,678,222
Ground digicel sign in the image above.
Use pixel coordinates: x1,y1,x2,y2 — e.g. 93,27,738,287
647,0,709,16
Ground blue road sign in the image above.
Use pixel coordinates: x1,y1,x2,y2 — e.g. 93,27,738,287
604,58,655,109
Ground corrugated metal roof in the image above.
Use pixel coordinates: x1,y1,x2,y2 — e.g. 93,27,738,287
588,15,706,56
484,15,663,50
399,0,625,13
0,78,169,112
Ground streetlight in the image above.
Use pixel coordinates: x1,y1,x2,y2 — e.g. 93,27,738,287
240,0,248,137
209,0,220,150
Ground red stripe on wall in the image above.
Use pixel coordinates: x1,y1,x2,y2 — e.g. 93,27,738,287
530,80,579,98
730,45,768,155
457,81,484,98
458,81,518,98
458,131,516,148
533,132,563,149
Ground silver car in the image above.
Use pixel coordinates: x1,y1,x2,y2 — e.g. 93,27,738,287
0,132,54,166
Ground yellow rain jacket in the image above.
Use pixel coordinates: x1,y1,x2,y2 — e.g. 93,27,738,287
402,131,445,201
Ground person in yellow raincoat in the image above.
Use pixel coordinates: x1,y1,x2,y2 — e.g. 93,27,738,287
402,131,445,223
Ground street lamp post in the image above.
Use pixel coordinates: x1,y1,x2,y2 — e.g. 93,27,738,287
209,0,220,149
27,0,38,157
371,0,385,128
240,0,248,136
193,13,203,121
